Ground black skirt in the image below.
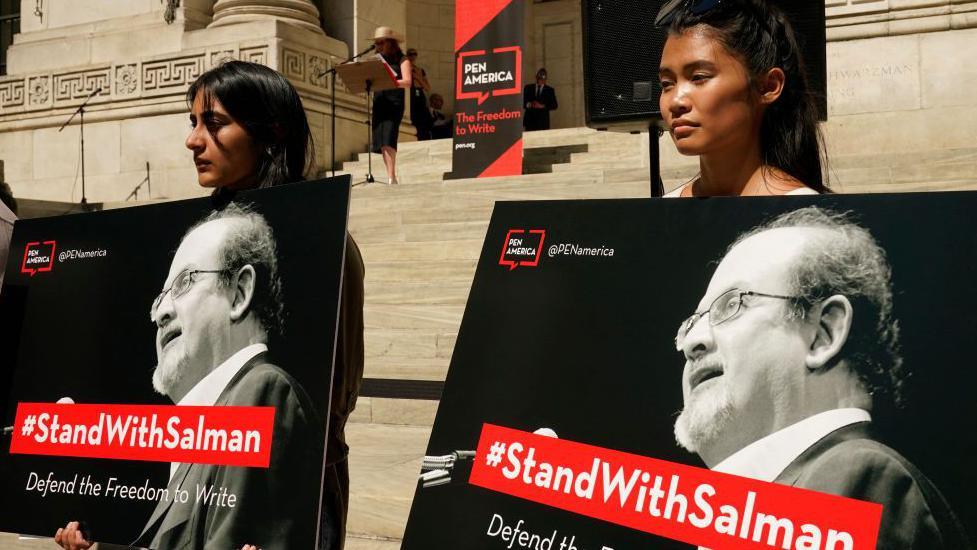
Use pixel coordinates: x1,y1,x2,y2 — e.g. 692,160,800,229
372,88,405,152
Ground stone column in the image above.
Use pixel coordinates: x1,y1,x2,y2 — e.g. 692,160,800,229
209,0,324,35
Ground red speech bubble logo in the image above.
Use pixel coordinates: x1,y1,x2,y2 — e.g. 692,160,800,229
499,229,545,271
21,240,57,277
456,46,522,105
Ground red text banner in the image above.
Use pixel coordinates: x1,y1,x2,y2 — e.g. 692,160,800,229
10,402,275,468
469,423,882,550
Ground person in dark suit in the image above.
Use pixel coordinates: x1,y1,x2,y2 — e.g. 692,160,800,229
673,206,970,548
523,68,557,131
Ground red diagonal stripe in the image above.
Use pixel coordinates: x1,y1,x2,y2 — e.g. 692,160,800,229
479,138,523,178
456,0,512,52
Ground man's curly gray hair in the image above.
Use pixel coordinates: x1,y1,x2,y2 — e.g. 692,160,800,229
185,202,285,339
729,206,905,407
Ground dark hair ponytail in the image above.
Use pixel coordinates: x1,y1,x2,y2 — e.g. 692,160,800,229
187,60,314,188
668,0,829,192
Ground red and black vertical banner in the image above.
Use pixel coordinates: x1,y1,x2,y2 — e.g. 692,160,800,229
451,0,524,179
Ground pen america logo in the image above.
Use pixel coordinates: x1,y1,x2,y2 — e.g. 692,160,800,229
457,46,522,105
499,229,546,271
21,240,57,276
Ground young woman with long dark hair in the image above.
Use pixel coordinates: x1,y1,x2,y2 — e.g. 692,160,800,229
54,61,364,550
656,0,829,196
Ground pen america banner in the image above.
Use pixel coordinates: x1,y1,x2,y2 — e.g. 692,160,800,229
451,0,525,179
402,193,977,549
0,177,351,549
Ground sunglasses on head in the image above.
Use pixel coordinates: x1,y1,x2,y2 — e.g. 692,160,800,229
655,0,725,27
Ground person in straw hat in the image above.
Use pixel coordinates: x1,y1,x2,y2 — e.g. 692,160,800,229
370,26,413,184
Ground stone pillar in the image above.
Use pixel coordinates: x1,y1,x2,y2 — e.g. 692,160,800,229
209,0,324,35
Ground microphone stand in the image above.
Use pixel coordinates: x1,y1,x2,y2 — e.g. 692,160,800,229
125,162,152,201
649,123,665,198
317,44,377,179
58,87,102,209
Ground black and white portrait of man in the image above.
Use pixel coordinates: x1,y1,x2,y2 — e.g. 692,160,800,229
134,203,322,550
674,206,970,549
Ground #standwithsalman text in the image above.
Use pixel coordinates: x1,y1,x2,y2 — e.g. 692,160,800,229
10,402,275,467
469,424,882,550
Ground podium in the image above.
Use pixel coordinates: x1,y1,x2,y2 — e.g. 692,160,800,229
335,56,399,183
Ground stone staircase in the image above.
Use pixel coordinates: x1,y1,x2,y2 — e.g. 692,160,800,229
341,127,659,549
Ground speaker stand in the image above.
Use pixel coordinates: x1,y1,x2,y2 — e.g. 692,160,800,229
649,124,664,198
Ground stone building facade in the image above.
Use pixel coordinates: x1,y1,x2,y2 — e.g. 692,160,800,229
0,0,976,203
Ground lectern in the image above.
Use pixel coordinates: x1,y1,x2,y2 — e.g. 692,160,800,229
335,56,399,183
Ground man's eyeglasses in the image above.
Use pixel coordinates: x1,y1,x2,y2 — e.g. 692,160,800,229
150,268,228,321
655,0,725,27
674,288,800,348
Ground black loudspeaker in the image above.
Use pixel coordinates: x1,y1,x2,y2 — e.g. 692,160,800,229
581,1,827,132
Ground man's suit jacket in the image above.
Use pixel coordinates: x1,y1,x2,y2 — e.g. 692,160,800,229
774,422,971,549
523,84,558,131
134,352,323,550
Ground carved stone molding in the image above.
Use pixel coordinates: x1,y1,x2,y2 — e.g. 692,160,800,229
239,46,268,65
827,0,977,40
307,55,329,87
0,80,25,110
209,0,324,35
114,64,140,97
53,69,112,103
0,41,330,118
826,0,890,18
282,47,307,81
28,76,51,107
208,48,239,68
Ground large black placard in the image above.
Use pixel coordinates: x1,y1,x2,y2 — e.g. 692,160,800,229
404,194,977,549
0,177,350,549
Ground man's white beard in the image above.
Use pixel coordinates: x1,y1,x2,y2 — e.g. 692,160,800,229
152,354,187,399
674,383,734,453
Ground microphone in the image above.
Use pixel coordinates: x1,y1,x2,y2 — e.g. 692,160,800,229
2,397,76,436
87,87,102,98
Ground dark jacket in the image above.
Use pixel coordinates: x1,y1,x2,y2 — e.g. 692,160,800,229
775,422,971,549
134,353,321,550
523,83,558,131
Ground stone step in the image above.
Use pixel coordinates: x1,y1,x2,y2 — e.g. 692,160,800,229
0,534,49,549
358,239,483,262
391,127,643,153
363,304,466,330
365,328,456,359
364,280,472,305
346,535,402,550
350,397,439,427
365,259,476,282
834,178,977,195
551,157,646,173
363,355,452,381
831,159,977,188
346,423,430,542
350,206,494,232
353,220,489,245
